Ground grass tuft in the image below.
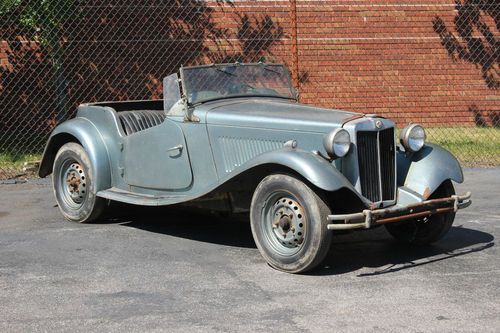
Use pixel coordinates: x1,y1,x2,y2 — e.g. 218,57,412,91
425,127,500,167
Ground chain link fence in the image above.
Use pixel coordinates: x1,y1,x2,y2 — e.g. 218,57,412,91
0,0,498,180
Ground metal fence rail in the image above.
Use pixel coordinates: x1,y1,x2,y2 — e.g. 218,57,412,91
0,0,498,180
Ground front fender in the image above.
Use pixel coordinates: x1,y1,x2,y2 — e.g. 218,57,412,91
397,143,463,199
39,118,111,192
229,148,368,204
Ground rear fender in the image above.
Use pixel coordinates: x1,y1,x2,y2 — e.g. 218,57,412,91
38,118,111,192
397,143,463,199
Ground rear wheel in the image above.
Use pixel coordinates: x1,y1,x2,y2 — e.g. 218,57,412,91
385,180,456,244
250,174,332,273
53,142,106,222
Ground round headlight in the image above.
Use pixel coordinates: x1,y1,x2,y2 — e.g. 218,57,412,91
400,124,426,152
324,128,351,159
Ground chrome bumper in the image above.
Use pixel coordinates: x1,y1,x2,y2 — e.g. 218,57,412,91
327,192,472,230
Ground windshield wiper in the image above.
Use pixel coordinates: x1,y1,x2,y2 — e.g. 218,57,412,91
214,66,255,89
215,67,237,77
262,65,281,75
241,82,256,89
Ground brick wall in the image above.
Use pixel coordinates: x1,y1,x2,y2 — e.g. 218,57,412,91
1,0,498,133
292,0,499,126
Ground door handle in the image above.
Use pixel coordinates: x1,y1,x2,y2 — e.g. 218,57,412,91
167,144,183,153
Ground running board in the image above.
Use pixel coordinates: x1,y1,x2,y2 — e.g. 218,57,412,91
97,187,187,206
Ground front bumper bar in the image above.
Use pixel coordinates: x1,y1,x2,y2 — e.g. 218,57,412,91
327,192,472,230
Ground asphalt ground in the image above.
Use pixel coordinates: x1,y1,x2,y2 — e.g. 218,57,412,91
0,169,499,332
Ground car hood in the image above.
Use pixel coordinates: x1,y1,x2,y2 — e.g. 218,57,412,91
202,98,360,133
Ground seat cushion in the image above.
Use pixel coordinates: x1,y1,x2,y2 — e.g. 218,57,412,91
118,110,166,135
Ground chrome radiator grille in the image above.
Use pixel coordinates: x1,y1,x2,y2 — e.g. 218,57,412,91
356,128,395,202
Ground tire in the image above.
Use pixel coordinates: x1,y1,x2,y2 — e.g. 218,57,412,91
250,174,332,273
385,180,456,245
52,142,106,223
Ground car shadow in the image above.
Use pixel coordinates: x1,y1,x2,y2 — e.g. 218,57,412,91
102,204,495,276
314,225,494,276
101,204,257,249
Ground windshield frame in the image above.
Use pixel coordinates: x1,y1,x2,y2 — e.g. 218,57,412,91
179,63,297,106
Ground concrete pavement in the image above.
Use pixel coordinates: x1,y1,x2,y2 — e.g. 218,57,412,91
0,169,499,332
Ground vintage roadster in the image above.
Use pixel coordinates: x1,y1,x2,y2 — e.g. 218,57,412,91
39,63,471,273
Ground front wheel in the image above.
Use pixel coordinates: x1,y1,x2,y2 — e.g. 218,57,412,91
250,174,332,273
52,142,106,223
385,180,456,244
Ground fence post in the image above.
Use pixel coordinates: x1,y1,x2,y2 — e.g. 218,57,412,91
289,0,299,92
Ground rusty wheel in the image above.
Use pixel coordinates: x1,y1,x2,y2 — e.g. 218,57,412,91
60,161,87,208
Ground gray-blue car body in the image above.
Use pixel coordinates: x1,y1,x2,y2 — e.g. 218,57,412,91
39,63,471,273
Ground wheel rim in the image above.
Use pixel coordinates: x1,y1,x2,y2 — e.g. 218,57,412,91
58,159,88,209
261,191,306,256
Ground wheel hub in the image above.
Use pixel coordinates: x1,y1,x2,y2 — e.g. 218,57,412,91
271,196,305,248
64,163,87,204
278,215,292,232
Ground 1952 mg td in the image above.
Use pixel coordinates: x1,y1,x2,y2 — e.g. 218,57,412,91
39,63,471,273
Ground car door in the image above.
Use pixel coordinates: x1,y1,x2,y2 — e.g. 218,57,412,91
123,118,193,190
